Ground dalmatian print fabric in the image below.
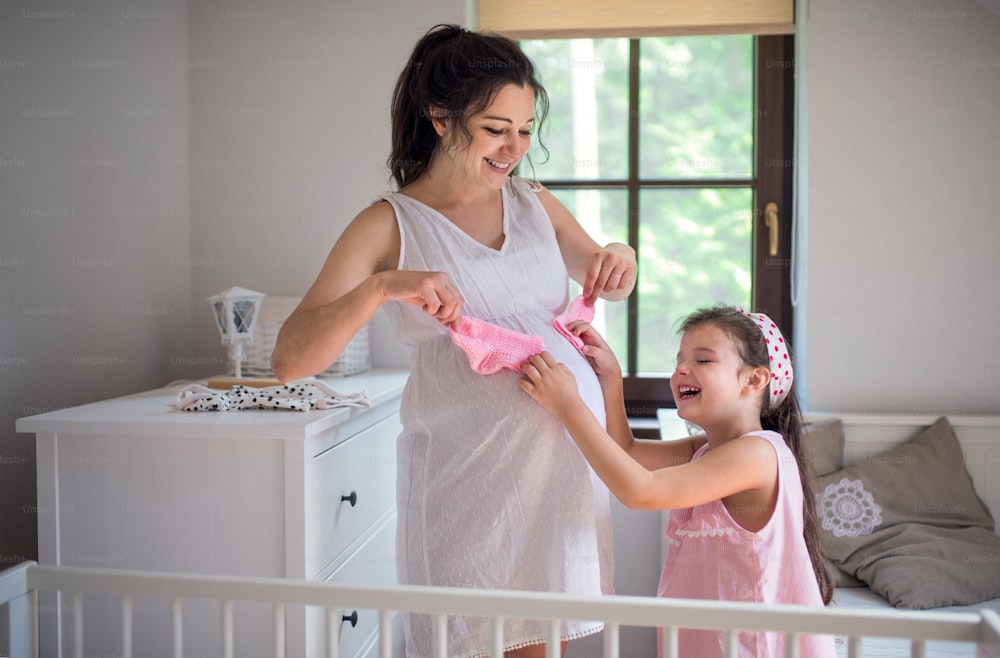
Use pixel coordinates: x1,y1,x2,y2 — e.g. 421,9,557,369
176,380,370,412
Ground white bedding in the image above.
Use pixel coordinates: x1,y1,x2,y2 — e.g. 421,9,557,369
832,587,1000,657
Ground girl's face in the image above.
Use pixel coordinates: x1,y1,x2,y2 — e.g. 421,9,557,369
670,324,761,425
436,83,536,188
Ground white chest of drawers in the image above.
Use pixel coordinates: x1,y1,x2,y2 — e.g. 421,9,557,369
16,369,409,658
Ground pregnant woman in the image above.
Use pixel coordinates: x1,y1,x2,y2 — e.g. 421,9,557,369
271,24,636,658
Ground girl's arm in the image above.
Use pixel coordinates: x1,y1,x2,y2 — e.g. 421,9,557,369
565,320,632,451
520,352,776,512
271,201,463,382
565,321,702,471
536,187,636,304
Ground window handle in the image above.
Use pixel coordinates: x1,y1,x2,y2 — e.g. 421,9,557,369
764,202,779,256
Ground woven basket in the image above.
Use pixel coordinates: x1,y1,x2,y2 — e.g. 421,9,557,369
241,296,372,378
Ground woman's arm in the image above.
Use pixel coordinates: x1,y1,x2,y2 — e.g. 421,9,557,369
535,187,636,304
271,201,463,381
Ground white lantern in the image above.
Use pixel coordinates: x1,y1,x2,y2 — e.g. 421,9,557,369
206,286,266,379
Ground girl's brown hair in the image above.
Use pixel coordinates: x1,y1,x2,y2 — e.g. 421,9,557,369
680,305,834,604
387,24,549,189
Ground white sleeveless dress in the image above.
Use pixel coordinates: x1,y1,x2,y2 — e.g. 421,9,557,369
380,177,614,658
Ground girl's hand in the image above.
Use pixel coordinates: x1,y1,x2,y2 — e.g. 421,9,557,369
519,352,585,418
582,242,636,305
378,270,463,326
565,321,622,382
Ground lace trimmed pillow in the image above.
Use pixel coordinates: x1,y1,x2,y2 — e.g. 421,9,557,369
815,416,1000,609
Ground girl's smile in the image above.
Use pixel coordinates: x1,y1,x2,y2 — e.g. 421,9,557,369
675,384,701,401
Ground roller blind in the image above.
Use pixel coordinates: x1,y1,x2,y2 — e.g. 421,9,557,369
475,0,794,38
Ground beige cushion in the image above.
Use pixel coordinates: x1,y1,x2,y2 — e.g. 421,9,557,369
800,417,864,587
815,416,1000,608
805,417,845,477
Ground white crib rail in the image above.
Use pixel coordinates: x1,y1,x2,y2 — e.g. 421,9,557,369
3,561,1000,658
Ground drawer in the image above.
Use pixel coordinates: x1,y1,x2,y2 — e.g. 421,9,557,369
306,513,399,658
305,413,400,578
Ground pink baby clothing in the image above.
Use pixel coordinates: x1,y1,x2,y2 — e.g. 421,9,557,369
449,316,544,374
554,294,595,351
657,431,836,658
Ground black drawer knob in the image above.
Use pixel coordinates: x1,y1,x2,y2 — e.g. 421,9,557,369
340,491,358,507
342,610,359,627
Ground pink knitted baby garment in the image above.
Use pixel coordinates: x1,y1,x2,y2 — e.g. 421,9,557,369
554,295,595,351
449,316,544,374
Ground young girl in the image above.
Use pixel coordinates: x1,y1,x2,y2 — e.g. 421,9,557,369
520,305,836,658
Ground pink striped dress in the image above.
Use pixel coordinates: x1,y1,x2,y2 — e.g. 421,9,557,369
657,430,837,658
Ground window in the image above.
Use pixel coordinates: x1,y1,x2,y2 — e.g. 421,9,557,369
520,35,794,416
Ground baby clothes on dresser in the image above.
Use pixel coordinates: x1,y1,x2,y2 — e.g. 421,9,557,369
175,381,370,412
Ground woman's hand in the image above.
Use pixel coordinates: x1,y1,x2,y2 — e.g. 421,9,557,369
519,352,585,419
565,321,622,383
582,242,636,305
378,270,463,326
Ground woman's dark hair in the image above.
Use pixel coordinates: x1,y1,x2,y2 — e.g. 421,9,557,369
679,305,834,605
387,24,550,189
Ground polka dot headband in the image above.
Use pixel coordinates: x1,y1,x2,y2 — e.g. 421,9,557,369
741,309,793,408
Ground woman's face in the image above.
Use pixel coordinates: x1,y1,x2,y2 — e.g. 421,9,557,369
436,83,536,188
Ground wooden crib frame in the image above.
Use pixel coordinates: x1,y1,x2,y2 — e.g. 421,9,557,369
2,560,1000,658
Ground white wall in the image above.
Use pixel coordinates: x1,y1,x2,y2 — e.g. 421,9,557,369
800,0,1000,415
0,0,459,572
185,0,444,371
1,0,191,571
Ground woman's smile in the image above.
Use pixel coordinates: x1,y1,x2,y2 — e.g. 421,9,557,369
485,157,512,172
